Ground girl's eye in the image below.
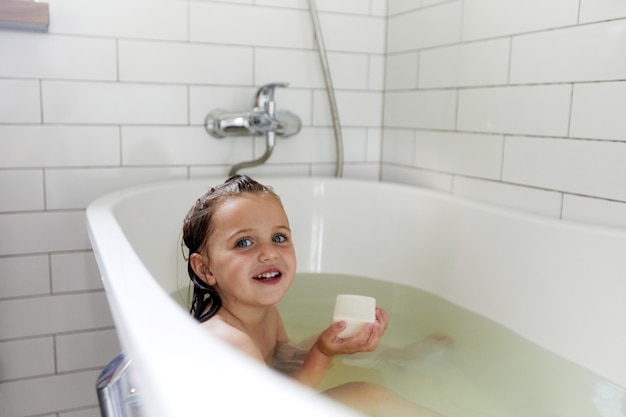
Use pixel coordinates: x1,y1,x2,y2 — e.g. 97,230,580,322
235,238,253,248
272,234,287,243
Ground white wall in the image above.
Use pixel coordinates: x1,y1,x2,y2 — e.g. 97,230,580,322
383,0,626,228
0,1,384,416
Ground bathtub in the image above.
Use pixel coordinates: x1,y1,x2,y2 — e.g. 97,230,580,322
87,176,626,417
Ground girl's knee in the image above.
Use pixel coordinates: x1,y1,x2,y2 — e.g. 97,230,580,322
326,381,393,404
345,381,388,396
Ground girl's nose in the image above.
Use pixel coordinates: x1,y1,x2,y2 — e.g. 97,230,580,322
258,242,279,262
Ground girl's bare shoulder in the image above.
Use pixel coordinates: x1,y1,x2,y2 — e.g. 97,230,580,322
200,317,265,362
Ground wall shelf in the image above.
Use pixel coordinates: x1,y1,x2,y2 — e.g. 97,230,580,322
0,0,49,32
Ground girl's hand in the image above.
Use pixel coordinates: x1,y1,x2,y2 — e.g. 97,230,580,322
315,307,388,356
294,308,388,388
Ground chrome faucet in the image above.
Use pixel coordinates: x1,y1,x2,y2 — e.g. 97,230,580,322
205,82,301,139
205,82,301,176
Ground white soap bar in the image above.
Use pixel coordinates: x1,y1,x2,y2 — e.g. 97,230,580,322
333,294,376,338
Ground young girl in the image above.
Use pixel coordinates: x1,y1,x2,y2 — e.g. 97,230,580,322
182,174,442,417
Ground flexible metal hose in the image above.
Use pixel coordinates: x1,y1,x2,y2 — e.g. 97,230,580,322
308,0,344,178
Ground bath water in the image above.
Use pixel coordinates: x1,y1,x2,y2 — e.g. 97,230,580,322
277,273,625,417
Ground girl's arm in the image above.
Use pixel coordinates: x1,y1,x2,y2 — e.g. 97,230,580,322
289,323,340,387
290,307,388,388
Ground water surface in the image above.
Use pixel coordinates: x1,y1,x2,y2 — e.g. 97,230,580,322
278,273,625,417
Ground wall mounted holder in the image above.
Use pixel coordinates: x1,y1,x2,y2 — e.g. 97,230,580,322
0,0,49,32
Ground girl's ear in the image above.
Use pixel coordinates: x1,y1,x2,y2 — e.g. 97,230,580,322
189,253,216,286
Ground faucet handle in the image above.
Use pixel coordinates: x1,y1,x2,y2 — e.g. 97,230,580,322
255,82,289,112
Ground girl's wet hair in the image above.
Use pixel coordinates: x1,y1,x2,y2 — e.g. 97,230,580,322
181,174,280,322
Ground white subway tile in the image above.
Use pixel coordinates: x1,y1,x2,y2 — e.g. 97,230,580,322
255,0,307,9
511,20,626,84
50,252,102,293
0,211,90,256
311,90,332,126
0,255,50,299
384,90,457,129
255,49,324,88
423,0,450,6
0,292,112,339
0,338,55,381
241,163,312,177
263,127,335,163
328,53,370,90
56,329,119,372
320,14,386,53
385,52,419,90
313,90,380,127
420,38,510,88
414,131,503,179
503,136,626,201
382,129,415,165
189,166,232,178
311,163,339,177
0,126,120,168
189,86,257,125
48,0,187,40
342,163,381,180
463,0,579,41
121,126,253,166
368,55,386,90
387,2,462,53
388,0,421,15
457,85,571,137
371,0,388,17
341,128,368,162
315,0,370,14
382,164,453,192
0,170,44,212
119,40,253,85
333,91,383,127
0,370,100,417
45,167,187,210
0,80,40,123
42,81,187,125
0,32,116,81
453,177,563,218
215,0,253,4
190,3,313,48
579,0,626,23
366,128,383,162
570,81,626,141
563,195,626,229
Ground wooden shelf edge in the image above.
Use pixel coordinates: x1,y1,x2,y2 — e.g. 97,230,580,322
0,1,49,32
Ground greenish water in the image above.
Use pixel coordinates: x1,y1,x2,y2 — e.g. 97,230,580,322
277,273,626,417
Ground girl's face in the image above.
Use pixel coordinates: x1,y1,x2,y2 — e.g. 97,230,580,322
201,193,297,310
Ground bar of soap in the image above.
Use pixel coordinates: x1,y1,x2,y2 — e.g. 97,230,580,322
333,294,376,338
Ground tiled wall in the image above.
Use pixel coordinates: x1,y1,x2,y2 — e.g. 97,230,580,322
0,1,384,416
383,0,626,228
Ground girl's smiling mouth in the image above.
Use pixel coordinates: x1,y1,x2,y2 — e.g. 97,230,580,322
252,270,282,282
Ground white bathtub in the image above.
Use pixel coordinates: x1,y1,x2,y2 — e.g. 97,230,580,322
87,177,626,417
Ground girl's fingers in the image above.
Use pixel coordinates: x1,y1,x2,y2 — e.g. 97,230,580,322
376,307,389,330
